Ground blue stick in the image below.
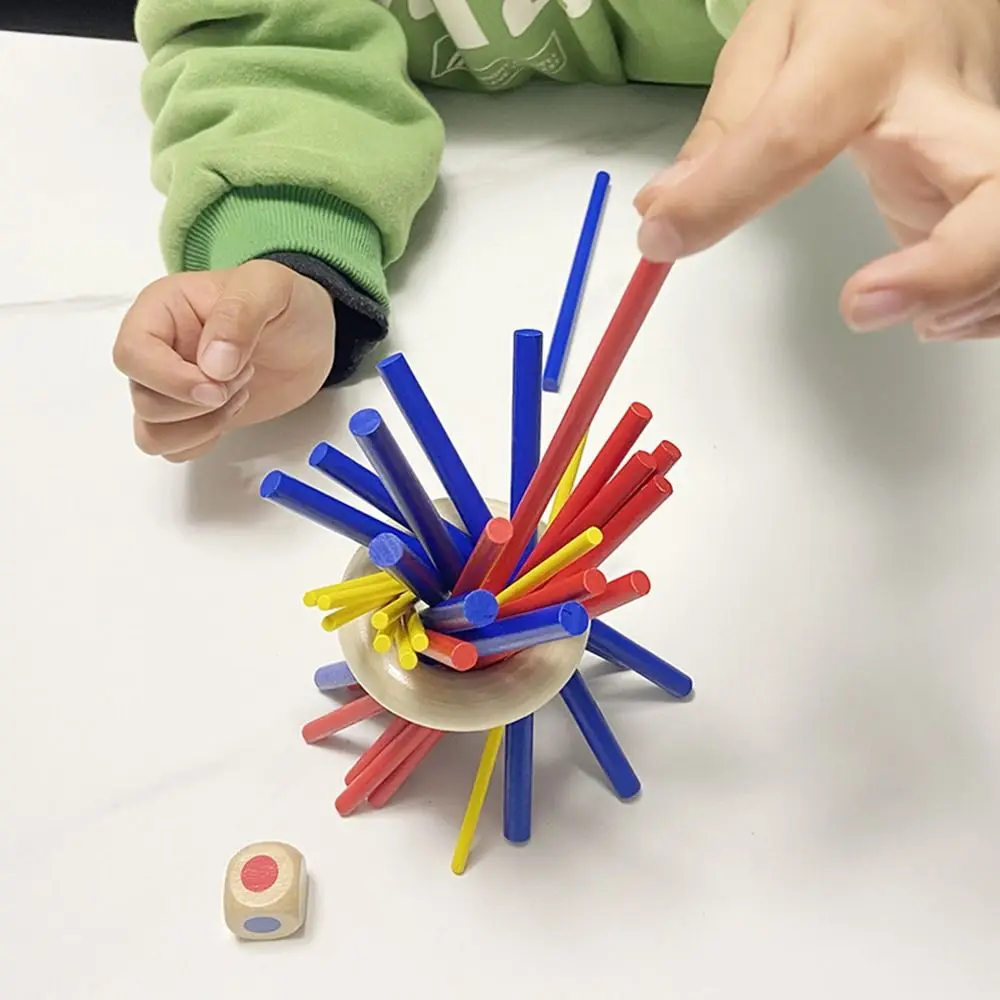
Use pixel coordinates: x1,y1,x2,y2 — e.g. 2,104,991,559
420,590,499,632
542,170,611,393
308,441,473,560
457,601,589,658
377,353,492,539
511,329,543,579
350,408,465,589
560,670,640,799
369,533,448,607
260,470,429,558
309,441,406,523
314,661,356,692
507,330,544,843
510,329,543,514
503,714,533,844
587,620,693,699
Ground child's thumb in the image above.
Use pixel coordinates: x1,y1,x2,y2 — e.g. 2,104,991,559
197,260,294,381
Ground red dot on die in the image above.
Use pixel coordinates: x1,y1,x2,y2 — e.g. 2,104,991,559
240,854,279,893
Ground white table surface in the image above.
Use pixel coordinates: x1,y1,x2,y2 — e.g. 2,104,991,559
2,30,999,1000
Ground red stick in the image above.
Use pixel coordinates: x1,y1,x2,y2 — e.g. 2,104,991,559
368,729,446,808
423,630,479,671
652,440,681,475
301,695,385,744
487,260,671,589
548,451,657,552
334,723,431,816
582,571,651,617
552,476,673,582
452,517,513,596
498,568,607,619
516,402,652,579
344,715,409,784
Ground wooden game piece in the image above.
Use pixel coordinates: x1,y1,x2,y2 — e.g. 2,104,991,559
223,842,307,941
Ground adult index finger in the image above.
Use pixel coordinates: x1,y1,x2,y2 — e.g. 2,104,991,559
639,21,892,260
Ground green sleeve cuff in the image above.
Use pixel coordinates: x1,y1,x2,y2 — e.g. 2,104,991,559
182,185,388,308
706,0,752,38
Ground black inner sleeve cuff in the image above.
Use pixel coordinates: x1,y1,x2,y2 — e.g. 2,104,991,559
261,252,389,387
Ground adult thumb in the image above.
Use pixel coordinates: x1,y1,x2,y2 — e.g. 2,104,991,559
197,260,294,381
634,1,788,219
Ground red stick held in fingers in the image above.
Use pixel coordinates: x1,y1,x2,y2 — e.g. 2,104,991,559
487,260,672,589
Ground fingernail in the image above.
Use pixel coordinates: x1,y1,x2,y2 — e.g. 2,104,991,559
229,364,255,393
845,291,915,332
200,341,241,381
229,389,250,416
190,382,227,407
638,215,684,261
926,301,999,334
919,324,975,342
635,160,698,208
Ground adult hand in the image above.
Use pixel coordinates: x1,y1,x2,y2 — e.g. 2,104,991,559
635,0,1000,340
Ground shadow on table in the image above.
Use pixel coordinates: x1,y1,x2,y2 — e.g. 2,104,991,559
180,387,353,525
762,159,975,492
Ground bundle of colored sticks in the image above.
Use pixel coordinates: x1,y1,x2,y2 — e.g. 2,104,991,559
259,174,694,874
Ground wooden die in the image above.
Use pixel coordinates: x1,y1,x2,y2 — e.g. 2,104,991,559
223,842,307,940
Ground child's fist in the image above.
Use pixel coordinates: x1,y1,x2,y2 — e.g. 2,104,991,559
113,260,334,461
636,0,1000,341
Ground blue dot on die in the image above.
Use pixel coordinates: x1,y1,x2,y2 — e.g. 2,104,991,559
243,916,281,934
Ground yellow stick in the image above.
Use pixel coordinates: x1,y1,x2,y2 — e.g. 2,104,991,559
405,611,429,653
303,571,396,607
321,591,396,632
316,577,404,611
548,433,588,524
451,727,504,875
371,591,416,632
372,631,393,654
393,619,417,671
496,526,603,605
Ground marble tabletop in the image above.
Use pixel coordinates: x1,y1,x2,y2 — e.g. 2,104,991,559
1,29,999,1000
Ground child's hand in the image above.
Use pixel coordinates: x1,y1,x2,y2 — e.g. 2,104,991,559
113,261,334,461
635,0,1000,340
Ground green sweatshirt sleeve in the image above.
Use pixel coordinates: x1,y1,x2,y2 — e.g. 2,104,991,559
135,0,445,308
706,0,754,38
